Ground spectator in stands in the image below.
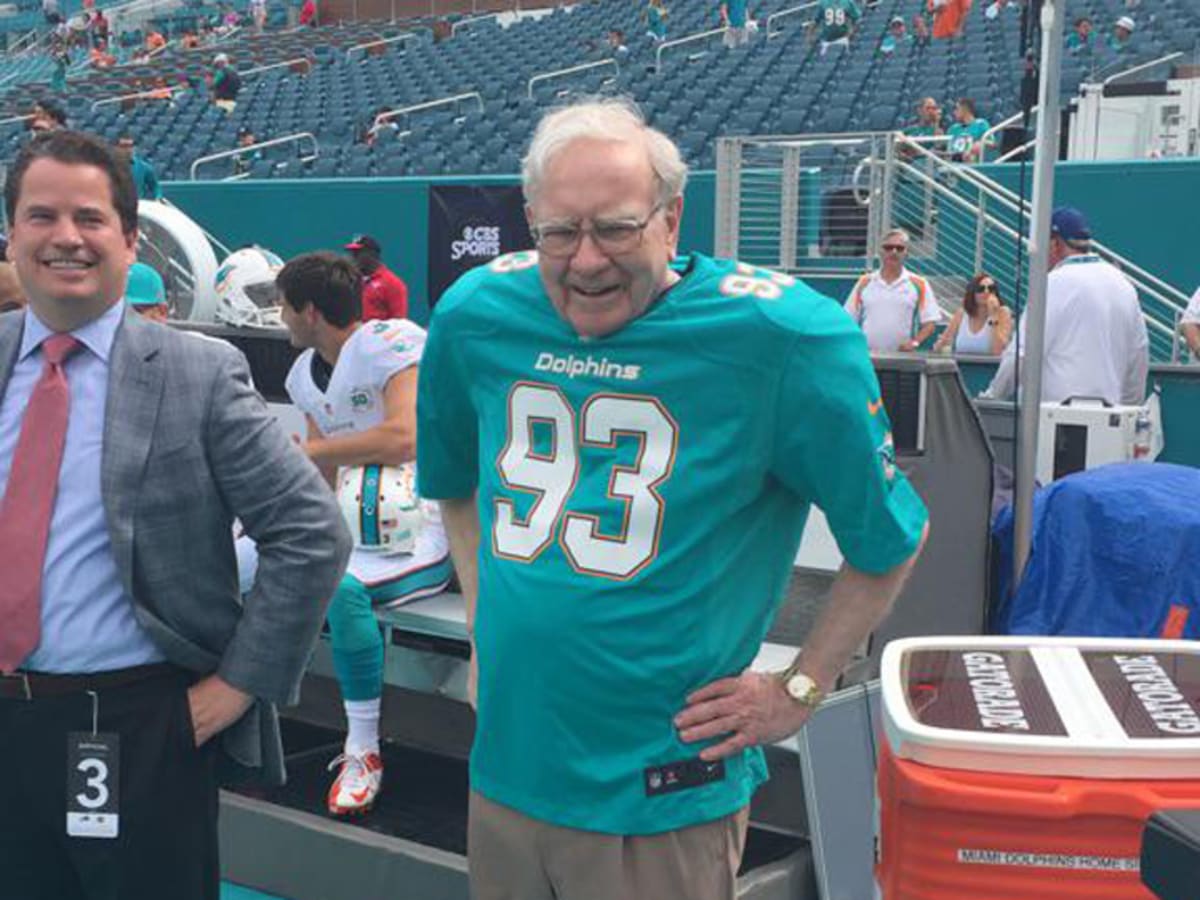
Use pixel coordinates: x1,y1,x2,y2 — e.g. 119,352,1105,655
983,0,1017,21
934,273,1013,355
644,0,668,42
947,97,994,163
210,52,242,112
906,96,944,139
720,0,750,48
49,44,70,93
233,127,261,176
880,16,911,54
89,38,117,68
606,28,630,57
928,0,970,40
145,26,166,53
0,262,25,313
1182,287,1200,361
147,76,175,100
68,12,89,47
912,12,930,44
125,262,170,322
845,229,943,351
983,207,1149,404
116,133,163,201
813,0,861,55
180,29,200,49
220,3,241,32
363,107,398,146
251,0,268,32
30,101,67,134
1066,16,1094,54
1107,16,1135,54
299,0,317,27
417,97,929,900
42,0,62,25
345,235,409,320
90,9,109,48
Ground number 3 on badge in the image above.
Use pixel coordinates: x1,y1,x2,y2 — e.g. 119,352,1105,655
66,732,120,838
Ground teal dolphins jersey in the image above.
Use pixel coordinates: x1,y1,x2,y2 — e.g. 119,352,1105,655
818,0,860,42
417,252,927,835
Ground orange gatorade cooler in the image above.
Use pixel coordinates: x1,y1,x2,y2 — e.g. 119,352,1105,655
875,637,1200,899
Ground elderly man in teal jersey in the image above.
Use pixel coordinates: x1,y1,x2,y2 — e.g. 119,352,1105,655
417,98,928,900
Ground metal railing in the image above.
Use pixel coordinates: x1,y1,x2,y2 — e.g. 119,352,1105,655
895,133,1185,349
347,32,418,58
994,138,1036,163
374,92,483,132
714,130,1188,358
0,113,35,129
527,59,618,99
766,2,818,38
452,12,501,36
1102,51,1184,86
980,105,1036,152
91,85,185,111
655,26,726,71
239,56,312,79
190,132,318,180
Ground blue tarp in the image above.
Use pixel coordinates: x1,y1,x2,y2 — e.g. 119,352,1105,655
992,463,1200,639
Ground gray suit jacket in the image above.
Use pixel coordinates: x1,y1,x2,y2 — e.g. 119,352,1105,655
0,307,351,785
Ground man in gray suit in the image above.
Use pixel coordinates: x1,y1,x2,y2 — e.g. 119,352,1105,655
0,131,350,899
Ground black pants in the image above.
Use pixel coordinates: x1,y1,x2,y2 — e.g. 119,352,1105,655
0,667,219,900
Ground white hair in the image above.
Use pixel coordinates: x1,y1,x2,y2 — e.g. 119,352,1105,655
522,97,688,208
882,227,911,245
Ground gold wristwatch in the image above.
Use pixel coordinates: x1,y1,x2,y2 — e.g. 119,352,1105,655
775,660,824,709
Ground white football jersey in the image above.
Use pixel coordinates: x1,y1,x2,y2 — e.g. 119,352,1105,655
283,319,450,590
285,318,425,437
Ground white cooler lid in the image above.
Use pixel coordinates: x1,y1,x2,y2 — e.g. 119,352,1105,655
881,636,1200,779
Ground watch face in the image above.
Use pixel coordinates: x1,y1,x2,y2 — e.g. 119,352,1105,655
787,674,816,701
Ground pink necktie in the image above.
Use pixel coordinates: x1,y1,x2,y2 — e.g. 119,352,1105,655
0,333,80,673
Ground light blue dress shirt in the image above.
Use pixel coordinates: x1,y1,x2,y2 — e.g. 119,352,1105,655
0,303,163,672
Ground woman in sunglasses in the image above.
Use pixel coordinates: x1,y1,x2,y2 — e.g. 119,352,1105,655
935,272,1013,355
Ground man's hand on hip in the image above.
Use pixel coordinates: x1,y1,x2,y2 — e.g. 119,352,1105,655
187,674,253,747
674,671,814,762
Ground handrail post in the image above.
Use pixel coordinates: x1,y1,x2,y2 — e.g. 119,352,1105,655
527,59,619,100
655,26,726,72
766,1,818,38
190,131,319,180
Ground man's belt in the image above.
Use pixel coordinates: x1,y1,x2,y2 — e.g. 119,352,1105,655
0,663,180,701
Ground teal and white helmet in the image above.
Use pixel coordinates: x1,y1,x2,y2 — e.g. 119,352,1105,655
337,463,422,554
213,245,285,328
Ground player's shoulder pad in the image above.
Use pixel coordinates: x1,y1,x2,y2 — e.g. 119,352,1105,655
710,256,842,335
359,317,426,354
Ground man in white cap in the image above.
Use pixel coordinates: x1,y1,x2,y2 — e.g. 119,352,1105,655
983,207,1149,404
1107,16,1135,53
210,52,241,111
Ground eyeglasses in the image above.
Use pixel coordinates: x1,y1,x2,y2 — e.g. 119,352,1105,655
881,244,908,253
975,282,997,293
531,203,663,258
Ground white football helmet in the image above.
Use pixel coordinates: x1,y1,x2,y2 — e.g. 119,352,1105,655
213,246,285,328
337,463,422,554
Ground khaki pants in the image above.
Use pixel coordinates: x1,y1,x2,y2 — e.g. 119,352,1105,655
469,791,750,900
